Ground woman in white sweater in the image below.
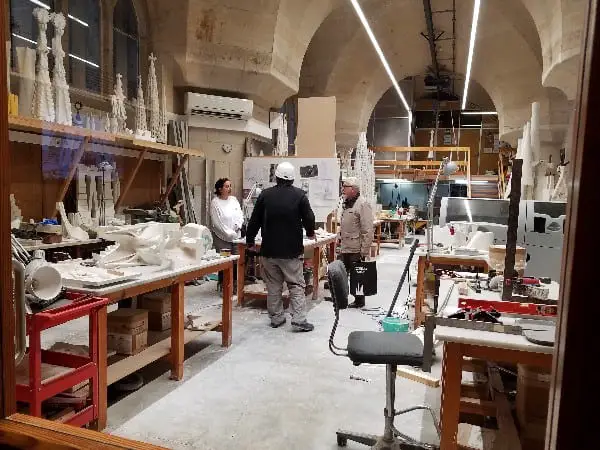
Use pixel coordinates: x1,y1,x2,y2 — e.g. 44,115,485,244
210,178,244,291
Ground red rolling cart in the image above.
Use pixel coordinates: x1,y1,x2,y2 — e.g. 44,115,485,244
16,292,109,427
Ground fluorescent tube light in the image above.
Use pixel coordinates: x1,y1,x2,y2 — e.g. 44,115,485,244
349,0,412,116
69,53,99,68
461,111,497,115
30,0,51,9
68,14,89,27
461,0,481,110
461,124,483,128
454,179,490,185
12,33,36,45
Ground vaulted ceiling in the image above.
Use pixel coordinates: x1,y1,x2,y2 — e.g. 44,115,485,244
143,0,585,146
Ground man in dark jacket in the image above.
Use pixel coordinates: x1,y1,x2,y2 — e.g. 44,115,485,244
246,161,316,331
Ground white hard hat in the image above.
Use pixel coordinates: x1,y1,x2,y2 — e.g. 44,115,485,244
275,161,295,181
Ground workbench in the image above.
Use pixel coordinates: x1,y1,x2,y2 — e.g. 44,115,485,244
435,325,554,450
64,255,237,430
414,253,490,328
20,238,111,261
235,235,337,306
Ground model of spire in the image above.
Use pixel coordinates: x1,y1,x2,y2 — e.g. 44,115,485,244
31,7,54,122
113,73,127,133
135,75,147,135
147,53,160,138
50,12,71,125
157,83,168,143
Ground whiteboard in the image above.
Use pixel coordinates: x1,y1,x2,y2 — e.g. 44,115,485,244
243,157,340,222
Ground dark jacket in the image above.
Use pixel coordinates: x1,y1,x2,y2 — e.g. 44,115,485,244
246,183,316,258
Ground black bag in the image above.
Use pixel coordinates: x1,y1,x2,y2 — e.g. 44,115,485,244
350,260,377,297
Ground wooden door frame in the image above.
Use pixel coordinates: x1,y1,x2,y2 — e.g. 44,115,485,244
1,0,16,418
546,0,599,448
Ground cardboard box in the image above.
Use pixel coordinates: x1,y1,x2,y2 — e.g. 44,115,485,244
140,292,171,313
148,310,171,332
107,309,148,335
108,330,148,355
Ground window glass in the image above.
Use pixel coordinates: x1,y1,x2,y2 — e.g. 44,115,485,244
9,0,56,67
68,0,101,92
113,0,139,99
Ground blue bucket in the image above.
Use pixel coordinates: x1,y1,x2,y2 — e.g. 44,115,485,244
381,317,410,332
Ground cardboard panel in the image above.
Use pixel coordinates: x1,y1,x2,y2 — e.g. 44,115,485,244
295,97,336,158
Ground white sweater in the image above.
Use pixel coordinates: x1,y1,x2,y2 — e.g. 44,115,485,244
210,196,244,242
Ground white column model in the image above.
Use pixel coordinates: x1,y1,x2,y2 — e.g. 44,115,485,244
31,7,54,122
113,73,127,133
157,83,168,143
134,75,148,137
147,53,160,139
50,12,72,125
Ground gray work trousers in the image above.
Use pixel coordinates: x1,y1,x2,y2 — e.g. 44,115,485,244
261,256,307,324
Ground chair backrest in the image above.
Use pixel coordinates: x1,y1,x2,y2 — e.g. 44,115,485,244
327,260,349,356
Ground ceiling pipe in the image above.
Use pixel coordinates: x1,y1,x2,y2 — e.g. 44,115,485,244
422,0,441,80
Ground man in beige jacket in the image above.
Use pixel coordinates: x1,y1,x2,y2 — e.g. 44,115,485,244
338,177,374,308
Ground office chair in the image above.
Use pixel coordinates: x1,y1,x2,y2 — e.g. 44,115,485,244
327,248,440,449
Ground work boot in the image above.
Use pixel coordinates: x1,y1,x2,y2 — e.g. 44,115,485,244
348,296,365,309
291,321,314,332
270,317,286,328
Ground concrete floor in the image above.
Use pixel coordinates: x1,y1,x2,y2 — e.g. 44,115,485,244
45,246,444,449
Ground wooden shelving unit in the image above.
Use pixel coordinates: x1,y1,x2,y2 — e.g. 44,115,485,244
8,115,205,217
370,146,472,197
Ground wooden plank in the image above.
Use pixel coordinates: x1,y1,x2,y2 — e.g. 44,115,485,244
8,115,205,158
115,148,148,210
374,160,469,167
222,264,233,347
2,413,167,449
107,326,217,385
460,397,496,417
371,146,470,152
488,365,522,450
93,306,107,431
160,154,189,204
0,0,15,418
460,381,490,400
396,366,440,387
51,136,90,218
414,255,427,328
170,282,185,380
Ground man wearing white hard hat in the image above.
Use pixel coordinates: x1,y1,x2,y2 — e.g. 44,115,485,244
339,176,374,308
246,161,317,332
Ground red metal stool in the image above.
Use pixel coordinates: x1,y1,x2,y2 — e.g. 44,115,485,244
16,292,109,427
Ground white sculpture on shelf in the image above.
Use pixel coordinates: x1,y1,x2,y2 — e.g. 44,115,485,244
10,194,22,229
31,7,54,122
112,74,127,133
337,145,353,175
147,53,160,139
50,12,72,125
134,75,153,140
157,84,168,144
16,46,36,118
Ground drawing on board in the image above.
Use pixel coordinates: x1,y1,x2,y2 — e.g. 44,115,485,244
299,164,318,178
301,179,310,194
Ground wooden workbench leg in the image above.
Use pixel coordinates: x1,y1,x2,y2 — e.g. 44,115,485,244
439,342,463,450
91,306,107,431
312,246,321,300
222,263,233,347
237,243,246,306
328,241,336,263
415,256,426,329
170,282,184,381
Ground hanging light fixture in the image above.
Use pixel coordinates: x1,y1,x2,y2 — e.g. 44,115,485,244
461,0,482,110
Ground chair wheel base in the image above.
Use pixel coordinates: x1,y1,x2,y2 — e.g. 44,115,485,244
336,430,436,450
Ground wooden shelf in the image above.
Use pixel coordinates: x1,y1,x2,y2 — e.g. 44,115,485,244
371,146,471,153
106,321,220,385
375,160,469,167
8,115,205,158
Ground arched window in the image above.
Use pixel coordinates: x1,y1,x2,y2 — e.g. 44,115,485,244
68,0,101,92
113,0,139,100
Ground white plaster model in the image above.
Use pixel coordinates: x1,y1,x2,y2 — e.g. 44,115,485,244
31,7,54,122
57,202,89,241
134,75,151,139
50,12,72,125
337,146,353,175
551,165,569,201
10,194,22,229
347,132,376,208
273,113,289,156
157,83,168,144
543,156,557,201
113,74,128,133
179,224,213,258
147,54,160,139
16,46,36,118
25,250,63,301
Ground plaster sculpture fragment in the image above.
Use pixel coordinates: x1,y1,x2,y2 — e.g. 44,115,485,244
134,75,151,139
31,7,54,122
147,54,160,139
113,74,128,133
50,12,72,125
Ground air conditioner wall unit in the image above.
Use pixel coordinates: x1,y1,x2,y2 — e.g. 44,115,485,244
185,93,253,121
